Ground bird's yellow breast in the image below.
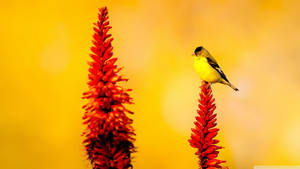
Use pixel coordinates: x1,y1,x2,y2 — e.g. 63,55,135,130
194,57,221,83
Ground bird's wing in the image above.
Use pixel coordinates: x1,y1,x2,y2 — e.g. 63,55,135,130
206,57,229,83
202,49,218,63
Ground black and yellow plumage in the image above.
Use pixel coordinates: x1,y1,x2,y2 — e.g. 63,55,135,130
193,46,238,91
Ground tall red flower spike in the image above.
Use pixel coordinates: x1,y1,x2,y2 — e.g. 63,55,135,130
189,81,227,169
82,7,135,169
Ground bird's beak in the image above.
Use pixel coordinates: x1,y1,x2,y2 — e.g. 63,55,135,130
192,53,195,56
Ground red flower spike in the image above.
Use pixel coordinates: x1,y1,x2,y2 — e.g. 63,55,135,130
189,81,228,169
82,7,135,169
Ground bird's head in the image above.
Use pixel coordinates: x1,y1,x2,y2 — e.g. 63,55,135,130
194,46,203,56
193,46,209,58
193,46,205,56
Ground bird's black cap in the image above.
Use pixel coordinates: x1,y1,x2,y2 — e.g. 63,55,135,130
194,46,203,55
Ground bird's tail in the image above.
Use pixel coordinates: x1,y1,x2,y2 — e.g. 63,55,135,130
228,83,239,91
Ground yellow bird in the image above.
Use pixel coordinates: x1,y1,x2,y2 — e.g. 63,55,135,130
193,46,238,91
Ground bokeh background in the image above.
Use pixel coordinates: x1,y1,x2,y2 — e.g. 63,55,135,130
1,0,300,169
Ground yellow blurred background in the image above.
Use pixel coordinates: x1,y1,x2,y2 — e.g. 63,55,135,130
1,0,300,169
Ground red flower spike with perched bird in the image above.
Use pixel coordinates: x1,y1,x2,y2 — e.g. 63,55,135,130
189,81,227,169
82,7,135,169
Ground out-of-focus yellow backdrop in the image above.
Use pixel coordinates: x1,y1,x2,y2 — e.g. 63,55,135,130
1,0,300,169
